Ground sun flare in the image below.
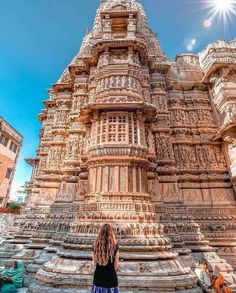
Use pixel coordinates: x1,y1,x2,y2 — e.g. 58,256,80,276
204,0,236,28
214,0,234,12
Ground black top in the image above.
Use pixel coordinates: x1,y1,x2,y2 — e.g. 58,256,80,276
93,244,119,288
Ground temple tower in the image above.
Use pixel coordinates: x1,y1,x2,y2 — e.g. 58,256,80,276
28,0,201,292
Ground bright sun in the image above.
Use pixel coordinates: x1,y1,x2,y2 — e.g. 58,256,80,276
204,0,236,28
214,0,234,11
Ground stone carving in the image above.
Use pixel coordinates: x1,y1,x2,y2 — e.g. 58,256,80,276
173,144,226,170
155,134,174,161
56,183,78,202
152,94,168,112
96,75,142,94
54,110,67,125
170,109,187,126
46,146,65,170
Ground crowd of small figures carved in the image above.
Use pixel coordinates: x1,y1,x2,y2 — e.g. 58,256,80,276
41,134,227,172
63,236,171,248
15,216,204,244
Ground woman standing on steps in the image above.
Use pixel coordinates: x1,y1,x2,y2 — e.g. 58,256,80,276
91,223,119,293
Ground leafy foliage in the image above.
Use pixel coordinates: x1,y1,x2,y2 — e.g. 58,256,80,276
8,203,22,211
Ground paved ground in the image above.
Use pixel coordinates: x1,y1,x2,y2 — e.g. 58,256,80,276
18,289,28,293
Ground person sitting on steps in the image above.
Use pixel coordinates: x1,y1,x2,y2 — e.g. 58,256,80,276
209,266,232,293
195,259,213,292
0,260,24,293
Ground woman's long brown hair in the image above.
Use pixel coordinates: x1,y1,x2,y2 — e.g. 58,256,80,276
94,224,116,266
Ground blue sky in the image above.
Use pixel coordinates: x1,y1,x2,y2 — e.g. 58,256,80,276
0,0,235,197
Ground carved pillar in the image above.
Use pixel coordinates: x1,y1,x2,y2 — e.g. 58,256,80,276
127,13,136,39
102,14,112,39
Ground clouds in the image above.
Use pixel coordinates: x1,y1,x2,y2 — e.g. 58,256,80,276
186,38,197,52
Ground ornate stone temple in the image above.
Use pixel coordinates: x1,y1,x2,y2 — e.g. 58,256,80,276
5,0,236,292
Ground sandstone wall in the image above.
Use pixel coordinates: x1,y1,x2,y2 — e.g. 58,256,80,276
0,213,15,241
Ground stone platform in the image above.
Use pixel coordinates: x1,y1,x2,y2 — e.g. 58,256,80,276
28,282,202,293
19,289,28,293
16,286,236,293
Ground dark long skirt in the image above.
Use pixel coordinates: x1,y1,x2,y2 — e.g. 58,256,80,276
91,285,119,293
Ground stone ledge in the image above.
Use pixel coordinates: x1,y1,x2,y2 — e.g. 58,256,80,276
28,282,202,293
18,289,28,293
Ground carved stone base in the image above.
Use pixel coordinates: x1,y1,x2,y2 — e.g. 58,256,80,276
193,252,236,286
216,247,236,271
30,256,201,293
188,205,236,271
0,241,24,267
29,282,202,293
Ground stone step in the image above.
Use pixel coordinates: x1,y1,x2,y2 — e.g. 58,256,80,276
18,289,28,293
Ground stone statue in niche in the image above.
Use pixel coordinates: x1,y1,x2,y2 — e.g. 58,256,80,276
72,97,81,112
66,141,73,159
38,189,56,204
143,88,151,103
55,110,67,125
111,76,116,88
196,145,206,168
219,67,230,82
146,129,156,156
185,146,197,168
198,109,211,124
155,95,167,112
88,89,96,103
189,111,198,124
171,109,186,125
71,141,78,158
103,15,111,29
223,104,236,124
57,183,77,202
121,76,126,88
79,180,88,198
134,52,140,64
127,47,134,63
156,135,174,161
47,146,64,169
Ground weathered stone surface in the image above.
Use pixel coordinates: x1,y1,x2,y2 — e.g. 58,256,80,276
29,282,202,293
0,214,15,239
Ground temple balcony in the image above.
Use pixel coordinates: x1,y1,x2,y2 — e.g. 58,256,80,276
199,39,236,80
212,79,236,110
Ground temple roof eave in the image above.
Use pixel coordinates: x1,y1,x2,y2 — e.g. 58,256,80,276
212,122,236,142
43,100,56,108
79,102,157,124
25,157,39,166
90,38,149,59
38,111,47,122
52,82,73,92
171,80,207,91
201,62,236,82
